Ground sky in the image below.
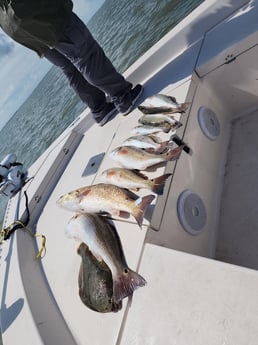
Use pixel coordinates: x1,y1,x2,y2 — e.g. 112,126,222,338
0,0,105,129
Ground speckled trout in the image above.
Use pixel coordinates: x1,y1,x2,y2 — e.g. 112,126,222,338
57,183,155,227
138,94,190,114
110,145,185,170
67,214,147,303
138,114,182,127
131,124,172,135
100,167,171,195
122,134,171,153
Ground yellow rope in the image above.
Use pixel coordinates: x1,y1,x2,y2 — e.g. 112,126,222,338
0,220,46,259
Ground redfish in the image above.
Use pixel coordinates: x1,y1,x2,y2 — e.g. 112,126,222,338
100,167,171,195
66,213,147,304
57,183,155,227
110,145,184,170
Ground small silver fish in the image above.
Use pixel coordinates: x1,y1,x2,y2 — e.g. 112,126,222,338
122,134,171,153
100,167,171,195
138,94,190,114
138,114,182,128
57,183,155,227
131,124,176,136
77,242,122,313
110,145,184,170
66,213,147,303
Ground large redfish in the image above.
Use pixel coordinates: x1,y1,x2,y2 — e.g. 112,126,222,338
66,213,146,304
110,145,184,170
57,183,155,227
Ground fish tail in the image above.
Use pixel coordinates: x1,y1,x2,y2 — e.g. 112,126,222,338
172,120,183,130
167,145,184,161
133,194,155,227
113,269,147,303
178,102,191,113
150,173,172,195
157,141,170,153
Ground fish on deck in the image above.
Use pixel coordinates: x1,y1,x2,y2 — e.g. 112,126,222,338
100,167,172,195
57,183,155,227
138,114,182,128
138,93,190,114
110,145,185,171
122,134,172,153
77,242,122,313
131,124,174,135
67,214,147,304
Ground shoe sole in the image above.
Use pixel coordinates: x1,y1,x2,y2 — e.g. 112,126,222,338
121,86,144,116
98,108,118,126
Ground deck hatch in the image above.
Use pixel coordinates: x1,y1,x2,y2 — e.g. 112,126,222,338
82,152,105,177
177,190,207,235
198,106,220,140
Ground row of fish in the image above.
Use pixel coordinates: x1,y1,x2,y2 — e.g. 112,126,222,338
131,93,189,135
57,93,189,313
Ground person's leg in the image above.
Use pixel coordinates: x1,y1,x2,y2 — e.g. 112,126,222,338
44,48,106,114
54,13,142,114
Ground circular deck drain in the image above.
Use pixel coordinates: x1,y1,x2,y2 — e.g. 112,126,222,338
177,190,207,235
198,106,220,140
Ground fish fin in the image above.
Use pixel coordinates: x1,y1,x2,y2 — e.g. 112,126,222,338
167,145,185,161
154,141,170,154
119,210,130,219
132,169,149,180
124,188,140,200
151,173,172,195
110,209,121,217
167,95,177,103
111,299,123,313
148,134,162,142
143,147,156,153
113,268,146,303
134,194,155,227
131,188,140,192
171,120,183,130
178,102,191,113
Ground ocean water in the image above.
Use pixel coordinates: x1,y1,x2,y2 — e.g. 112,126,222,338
0,0,203,224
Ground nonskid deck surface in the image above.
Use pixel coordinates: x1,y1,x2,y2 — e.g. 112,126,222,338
216,109,258,270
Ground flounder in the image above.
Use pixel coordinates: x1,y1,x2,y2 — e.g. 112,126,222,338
67,214,147,304
77,242,122,313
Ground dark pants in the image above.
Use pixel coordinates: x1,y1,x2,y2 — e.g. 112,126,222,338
44,13,132,116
